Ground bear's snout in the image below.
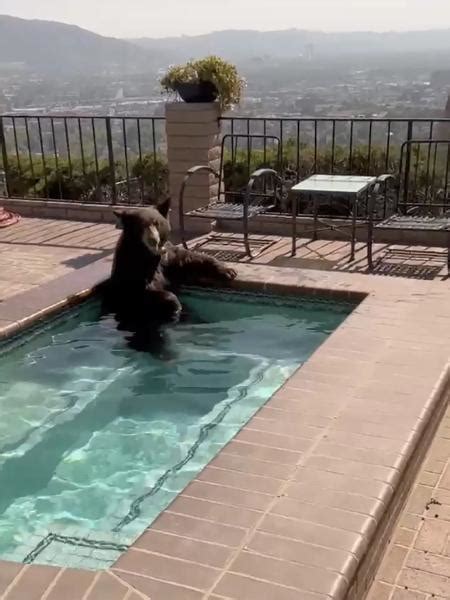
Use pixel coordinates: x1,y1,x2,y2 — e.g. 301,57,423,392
142,224,162,254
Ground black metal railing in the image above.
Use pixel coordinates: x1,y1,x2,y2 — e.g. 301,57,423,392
221,117,450,217
399,139,450,212
0,115,167,204
1,114,449,218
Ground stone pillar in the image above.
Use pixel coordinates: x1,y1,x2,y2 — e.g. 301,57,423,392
165,102,221,232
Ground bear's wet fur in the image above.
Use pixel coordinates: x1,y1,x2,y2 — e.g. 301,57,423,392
102,199,236,353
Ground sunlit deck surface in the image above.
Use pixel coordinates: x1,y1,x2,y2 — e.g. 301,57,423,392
0,217,448,303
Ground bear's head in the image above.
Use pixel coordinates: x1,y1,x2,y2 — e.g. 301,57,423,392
113,199,170,255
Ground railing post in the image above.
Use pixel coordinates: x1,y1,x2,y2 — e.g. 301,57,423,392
0,117,10,197
105,117,116,204
402,120,414,211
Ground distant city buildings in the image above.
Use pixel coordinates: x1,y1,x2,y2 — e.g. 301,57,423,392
0,60,449,122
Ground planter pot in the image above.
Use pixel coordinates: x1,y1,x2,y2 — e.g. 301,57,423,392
175,81,218,103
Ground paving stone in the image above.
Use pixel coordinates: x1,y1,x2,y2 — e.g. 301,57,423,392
399,513,422,531
377,545,409,584
393,528,416,548
152,511,247,547
406,549,450,579
133,530,233,568
367,581,394,600
419,471,440,487
3,565,60,600
166,495,262,529
391,589,428,600
405,485,434,515
440,464,450,491
85,572,130,600
45,568,97,600
116,571,202,599
246,530,357,576
214,572,323,600
114,548,220,591
415,520,450,554
398,567,450,597
0,561,24,596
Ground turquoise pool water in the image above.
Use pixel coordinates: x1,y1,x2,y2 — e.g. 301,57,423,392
0,289,353,569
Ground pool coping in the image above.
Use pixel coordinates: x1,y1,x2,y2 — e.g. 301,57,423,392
0,260,449,600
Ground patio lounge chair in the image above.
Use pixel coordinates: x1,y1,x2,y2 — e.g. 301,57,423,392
178,134,285,258
367,140,450,274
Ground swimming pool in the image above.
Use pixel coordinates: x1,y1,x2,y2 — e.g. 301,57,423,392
0,288,353,569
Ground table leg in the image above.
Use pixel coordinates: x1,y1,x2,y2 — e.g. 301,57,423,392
447,229,450,276
367,192,374,271
350,194,356,262
291,194,297,256
313,193,318,242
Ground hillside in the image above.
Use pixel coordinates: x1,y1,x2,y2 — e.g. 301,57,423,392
2,16,450,76
0,15,156,75
132,28,450,63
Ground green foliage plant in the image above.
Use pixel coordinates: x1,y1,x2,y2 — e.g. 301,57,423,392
160,56,245,112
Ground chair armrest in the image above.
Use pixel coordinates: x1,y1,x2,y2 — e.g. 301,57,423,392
179,165,221,218
185,165,220,178
250,168,281,180
376,174,396,184
372,173,397,198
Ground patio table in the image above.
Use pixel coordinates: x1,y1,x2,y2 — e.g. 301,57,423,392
289,174,378,260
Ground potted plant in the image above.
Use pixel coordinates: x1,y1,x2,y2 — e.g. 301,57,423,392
161,56,244,112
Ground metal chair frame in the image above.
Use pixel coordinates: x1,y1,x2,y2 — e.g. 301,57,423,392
179,166,284,258
178,134,284,258
367,139,450,273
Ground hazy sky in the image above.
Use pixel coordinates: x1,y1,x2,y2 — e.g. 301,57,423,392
1,0,450,38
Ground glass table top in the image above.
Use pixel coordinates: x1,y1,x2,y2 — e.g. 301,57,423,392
291,175,377,195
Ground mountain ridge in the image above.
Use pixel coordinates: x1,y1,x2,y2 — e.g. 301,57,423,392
1,15,450,75
0,14,158,74
130,27,450,62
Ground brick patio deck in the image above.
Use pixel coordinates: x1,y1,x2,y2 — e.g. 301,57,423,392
0,218,448,305
368,404,450,600
0,218,449,599
0,218,119,302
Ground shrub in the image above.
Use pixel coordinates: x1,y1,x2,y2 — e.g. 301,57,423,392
161,56,245,112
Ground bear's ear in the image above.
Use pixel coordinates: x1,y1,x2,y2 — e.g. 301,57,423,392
113,209,126,229
156,198,171,219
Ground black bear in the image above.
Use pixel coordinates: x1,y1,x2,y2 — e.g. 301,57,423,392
102,199,236,353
